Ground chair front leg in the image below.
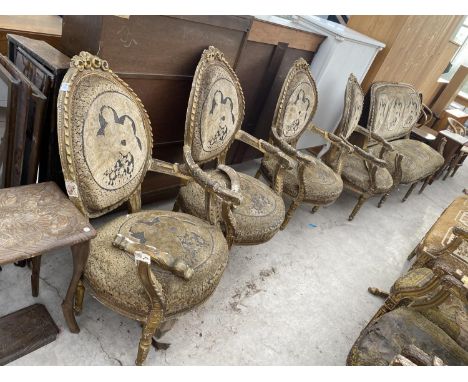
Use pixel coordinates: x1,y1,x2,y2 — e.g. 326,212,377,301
281,163,305,230
349,194,369,221
135,261,165,366
378,153,403,208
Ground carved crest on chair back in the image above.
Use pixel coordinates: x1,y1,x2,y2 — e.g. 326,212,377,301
367,82,421,141
336,74,364,139
184,46,245,163
57,51,153,218
272,58,318,143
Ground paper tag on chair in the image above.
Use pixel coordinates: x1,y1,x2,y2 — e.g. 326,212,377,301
65,180,79,198
60,82,70,92
134,251,151,265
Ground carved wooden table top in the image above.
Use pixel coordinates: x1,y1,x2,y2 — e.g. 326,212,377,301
0,182,96,265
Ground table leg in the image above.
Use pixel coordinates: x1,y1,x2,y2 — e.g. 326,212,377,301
62,241,89,333
31,256,42,297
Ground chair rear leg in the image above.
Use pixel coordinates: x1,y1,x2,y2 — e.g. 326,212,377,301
311,205,320,214
281,198,302,230
418,175,431,194
74,278,85,315
402,183,417,202
254,168,262,179
349,195,368,221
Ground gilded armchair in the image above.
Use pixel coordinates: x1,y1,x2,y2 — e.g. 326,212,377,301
174,46,294,246
322,74,395,221
361,82,445,205
256,58,352,228
57,51,239,365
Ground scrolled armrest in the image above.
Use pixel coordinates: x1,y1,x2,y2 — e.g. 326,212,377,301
236,130,294,170
271,128,316,166
352,145,387,168
183,146,242,206
149,158,192,181
309,124,353,154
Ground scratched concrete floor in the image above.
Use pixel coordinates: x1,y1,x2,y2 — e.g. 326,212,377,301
1,160,467,365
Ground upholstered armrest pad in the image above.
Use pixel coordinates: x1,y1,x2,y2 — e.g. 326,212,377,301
183,145,242,206
235,130,294,169
113,233,194,280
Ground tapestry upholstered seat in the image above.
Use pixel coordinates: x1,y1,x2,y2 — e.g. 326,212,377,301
257,58,351,228
57,51,236,365
175,46,294,246
350,262,468,365
361,82,444,205
322,74,395,220
347,307,468,366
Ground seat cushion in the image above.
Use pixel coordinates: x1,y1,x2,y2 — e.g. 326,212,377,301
340,152,393,193
369,139,444,184
261,154,343,205
85,210,228,321
347,307,468,365
178,170,285,245
391,268,468,350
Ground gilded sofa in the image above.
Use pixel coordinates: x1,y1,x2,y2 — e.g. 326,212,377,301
323,74,395,221
361,82,444,205
348,194,468,365
257,58,352,228
57,51,241,365
174,46,294,246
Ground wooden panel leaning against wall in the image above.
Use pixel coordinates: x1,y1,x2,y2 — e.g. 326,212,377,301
348,15,464,104
60,15,326,204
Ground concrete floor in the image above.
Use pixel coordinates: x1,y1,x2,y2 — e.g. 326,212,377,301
1,160,467,366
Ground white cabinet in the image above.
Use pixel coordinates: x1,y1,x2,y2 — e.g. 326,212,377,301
288,16,385,150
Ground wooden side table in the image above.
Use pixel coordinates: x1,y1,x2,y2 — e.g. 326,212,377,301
431,129,468,181
0,182,96,331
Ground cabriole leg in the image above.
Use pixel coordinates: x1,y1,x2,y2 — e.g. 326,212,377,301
135,308,163,366
62,241,90,333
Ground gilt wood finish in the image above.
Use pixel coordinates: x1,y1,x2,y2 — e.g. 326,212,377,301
56,51,232,365
59,16,325,202
258,58,350,226
0,182,95,266
57,52,153,218
323,74,395,221
177,46,292,245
